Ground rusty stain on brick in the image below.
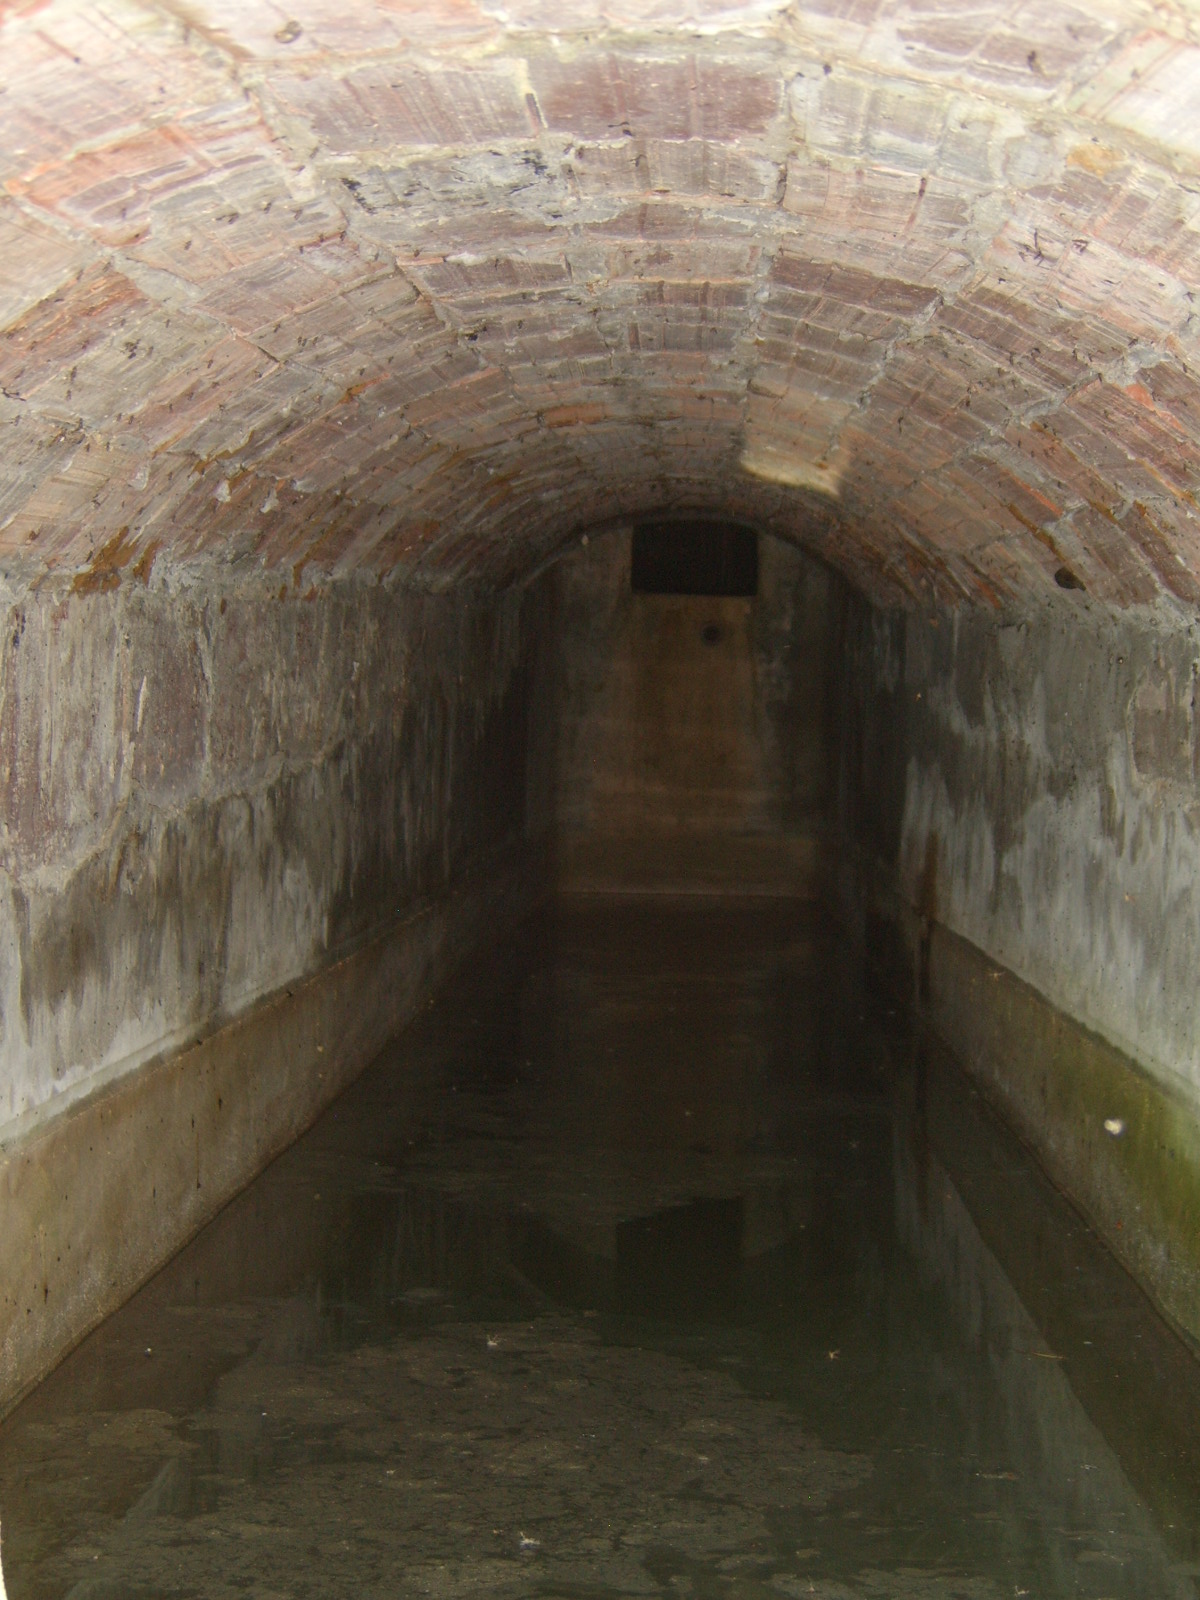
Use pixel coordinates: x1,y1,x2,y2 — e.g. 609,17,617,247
70,527,141,595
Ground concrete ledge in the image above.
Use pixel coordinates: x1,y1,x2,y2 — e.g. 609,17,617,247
903,1031,1200,1539
842,850,1200,1347
0,846,538,1418
924,922,1200,1350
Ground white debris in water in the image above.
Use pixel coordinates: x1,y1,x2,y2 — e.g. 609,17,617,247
1104,1118,1125,1137
0,1516,7,1600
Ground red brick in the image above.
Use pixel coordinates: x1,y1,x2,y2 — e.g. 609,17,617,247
527,53,783,142
267,62,532,151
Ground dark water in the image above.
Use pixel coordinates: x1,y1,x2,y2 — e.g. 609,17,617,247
3,898,1200,1599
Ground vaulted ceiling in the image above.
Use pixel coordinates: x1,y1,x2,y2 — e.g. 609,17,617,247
3,0,1200,605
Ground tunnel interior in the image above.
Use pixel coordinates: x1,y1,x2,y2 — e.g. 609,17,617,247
551,518,834,897
5,0,1200,1589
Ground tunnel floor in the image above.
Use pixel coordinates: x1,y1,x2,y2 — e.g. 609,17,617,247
3,898,1200,1599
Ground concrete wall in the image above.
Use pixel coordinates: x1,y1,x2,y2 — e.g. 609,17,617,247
550,528,834,896
834,587,1200,1344
0,565,554,1411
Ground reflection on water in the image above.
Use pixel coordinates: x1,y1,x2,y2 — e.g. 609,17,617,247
2,898,1200,1598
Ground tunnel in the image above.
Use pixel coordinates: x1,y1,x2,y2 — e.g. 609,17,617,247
4,0,1200,1590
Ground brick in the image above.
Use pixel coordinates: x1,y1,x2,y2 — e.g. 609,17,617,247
16,121,237,249
0,204,95,334
184,0,495,59
1073,34,1200,160
769,255,939,319
0,264,147,405
267,62,532,151
0,5,226,182
527,52,783,142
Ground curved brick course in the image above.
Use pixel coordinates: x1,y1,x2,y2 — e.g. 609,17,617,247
2,0,1198,606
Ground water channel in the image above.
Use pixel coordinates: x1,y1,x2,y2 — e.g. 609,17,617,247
2,898,1199,1599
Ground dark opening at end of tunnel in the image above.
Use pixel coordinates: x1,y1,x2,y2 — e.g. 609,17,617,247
630,518,760,598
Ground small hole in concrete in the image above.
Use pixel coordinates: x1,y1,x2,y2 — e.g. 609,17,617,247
701,622,722,645
1054,566,1086,591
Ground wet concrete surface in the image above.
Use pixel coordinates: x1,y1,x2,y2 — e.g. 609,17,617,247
2,897,1200,1599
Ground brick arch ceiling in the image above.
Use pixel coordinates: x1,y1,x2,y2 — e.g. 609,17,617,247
2,0,1200,607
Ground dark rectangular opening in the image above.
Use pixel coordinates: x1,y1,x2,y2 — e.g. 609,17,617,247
631,519,758,597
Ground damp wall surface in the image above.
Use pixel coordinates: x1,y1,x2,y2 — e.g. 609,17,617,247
0,566,555,1410
550,528,834,896
0,569,552,1133
833,587,1200,1343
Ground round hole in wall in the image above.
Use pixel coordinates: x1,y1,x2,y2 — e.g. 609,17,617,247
701,622,723,645
1054,565,1086,591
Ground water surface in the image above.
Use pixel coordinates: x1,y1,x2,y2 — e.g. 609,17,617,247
2,898,1199,1599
